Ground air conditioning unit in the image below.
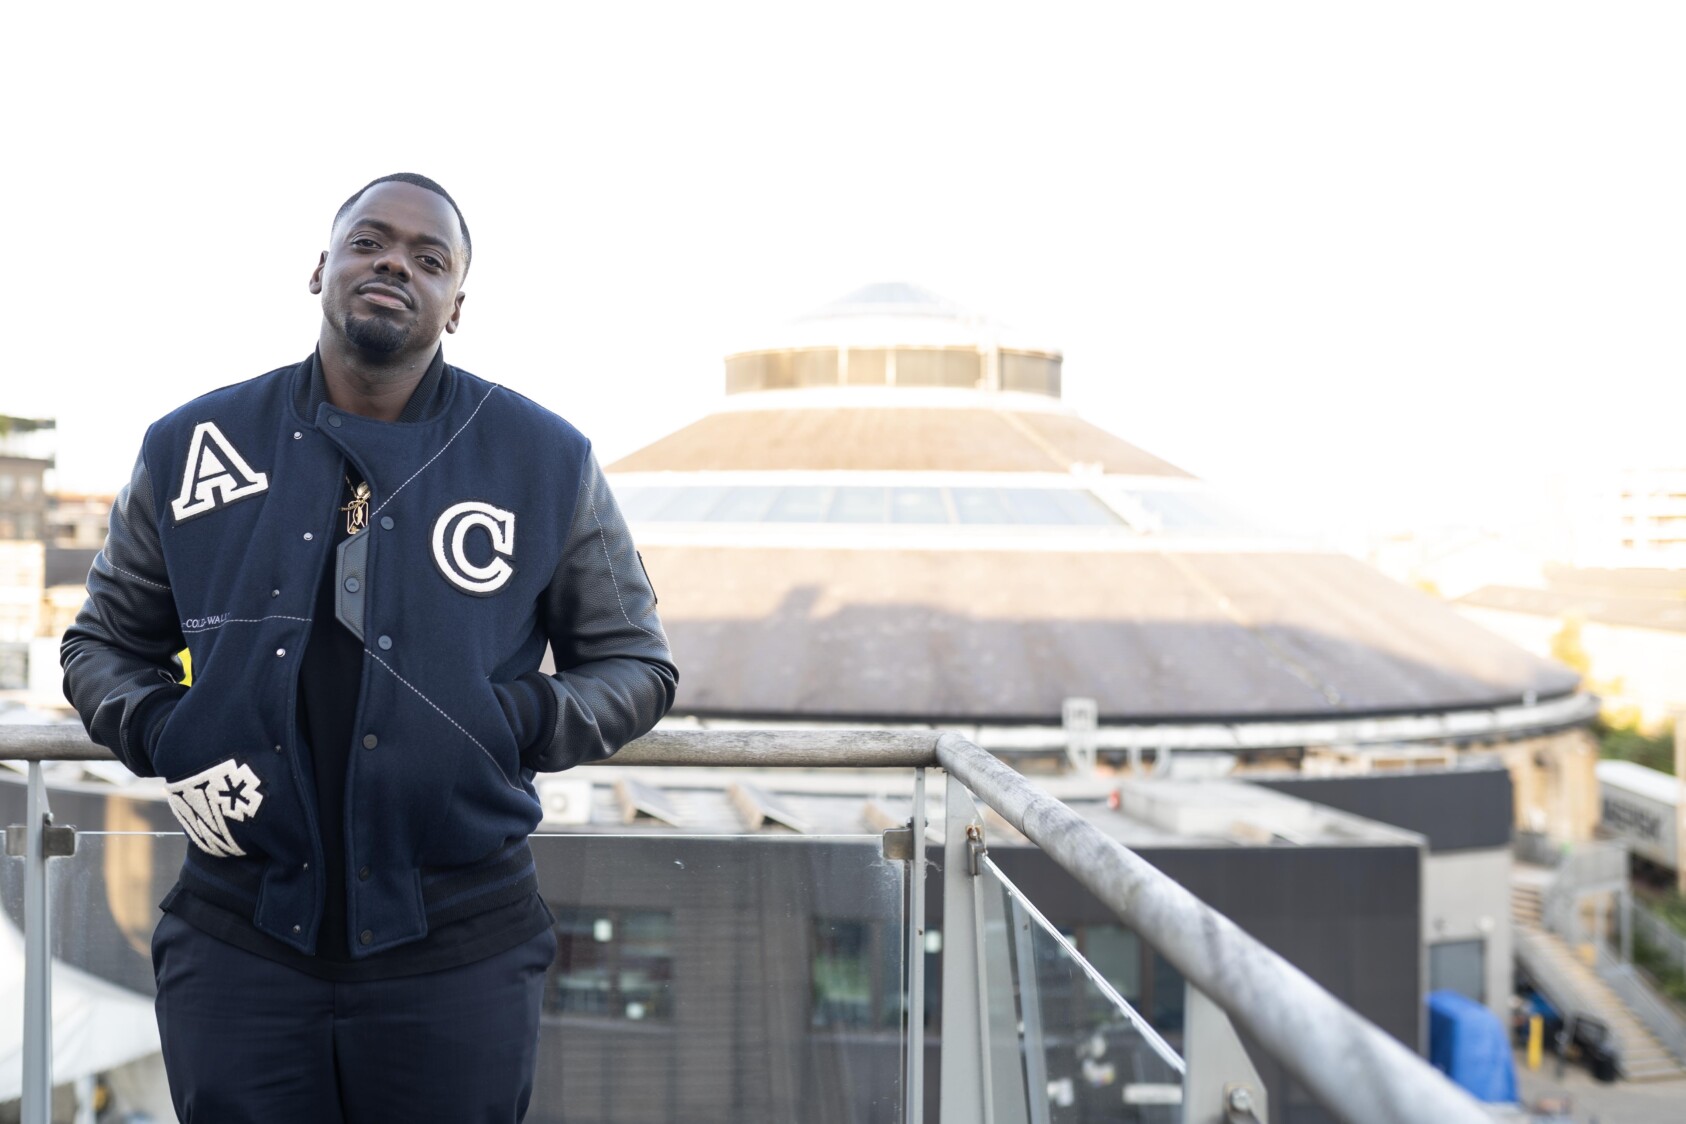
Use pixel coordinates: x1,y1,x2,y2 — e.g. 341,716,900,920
538,777,594,827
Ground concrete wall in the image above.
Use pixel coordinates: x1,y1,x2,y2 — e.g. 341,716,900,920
1423,848,1512,1024
1492,731,1601,843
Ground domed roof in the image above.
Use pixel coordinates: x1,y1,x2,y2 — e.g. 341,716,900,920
609,402,1191,476
607,286,1584,734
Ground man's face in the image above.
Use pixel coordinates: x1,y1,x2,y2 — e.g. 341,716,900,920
310,182,467,359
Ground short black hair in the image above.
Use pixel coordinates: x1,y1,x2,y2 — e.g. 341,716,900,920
333,173,472,273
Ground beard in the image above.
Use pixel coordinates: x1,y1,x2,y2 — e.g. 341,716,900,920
343,312,411,356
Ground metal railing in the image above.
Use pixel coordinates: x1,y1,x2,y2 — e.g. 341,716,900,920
2,724,1490,1124
1592,943,1686,1069
1513,836,1686,1073
1539,840,1629,944
1632,899,1686,976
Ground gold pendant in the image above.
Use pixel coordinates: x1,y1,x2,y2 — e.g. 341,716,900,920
342,480,371,535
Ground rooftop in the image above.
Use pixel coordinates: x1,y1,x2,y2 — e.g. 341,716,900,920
1458,565,1686,634
608,404,1190,476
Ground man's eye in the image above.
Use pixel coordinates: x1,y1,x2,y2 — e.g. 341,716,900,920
419,255,442,270
352,238,379,249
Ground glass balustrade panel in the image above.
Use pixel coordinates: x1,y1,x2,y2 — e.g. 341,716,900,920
3,826,908,1124
981,859,1184,1124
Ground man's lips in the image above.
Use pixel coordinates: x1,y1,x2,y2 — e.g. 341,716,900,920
358,283,412,309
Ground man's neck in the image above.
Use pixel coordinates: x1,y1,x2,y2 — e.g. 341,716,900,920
317,333,439,422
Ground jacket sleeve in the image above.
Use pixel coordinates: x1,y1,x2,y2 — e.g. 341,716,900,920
503,452,677,772
60,447,189,778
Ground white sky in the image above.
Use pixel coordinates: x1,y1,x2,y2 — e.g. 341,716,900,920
4,2,1682,543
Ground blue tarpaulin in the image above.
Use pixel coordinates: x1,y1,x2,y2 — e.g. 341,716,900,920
1427,989,1518,1103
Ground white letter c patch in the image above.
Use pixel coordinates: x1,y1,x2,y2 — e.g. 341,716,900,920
432,501,517,595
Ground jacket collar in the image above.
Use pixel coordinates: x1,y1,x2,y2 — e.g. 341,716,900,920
294,347,451,424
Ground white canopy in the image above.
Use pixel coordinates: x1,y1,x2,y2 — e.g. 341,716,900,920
0,914,160,1102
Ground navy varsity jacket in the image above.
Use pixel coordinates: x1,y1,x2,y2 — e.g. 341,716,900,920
61,355,678,957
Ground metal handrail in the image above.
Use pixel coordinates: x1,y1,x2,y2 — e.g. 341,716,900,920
933,732,1487,1124
1633,900,1686,975
0,723,942,767
3,724,1487,1123
1593,943,1686,1068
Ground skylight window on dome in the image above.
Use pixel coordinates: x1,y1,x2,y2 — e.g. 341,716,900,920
890,488,948,523
615,485,729,523
611,484,1126,528
1123,490,1266,536
767,487,836,522
707,486,781,522
830,488,890,522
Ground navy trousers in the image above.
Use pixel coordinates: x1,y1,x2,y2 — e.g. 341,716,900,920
151,912,555,1124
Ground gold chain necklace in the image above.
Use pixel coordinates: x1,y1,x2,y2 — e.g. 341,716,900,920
341,476,370,535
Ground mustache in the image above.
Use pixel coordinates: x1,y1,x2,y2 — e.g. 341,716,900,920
357,280,414,307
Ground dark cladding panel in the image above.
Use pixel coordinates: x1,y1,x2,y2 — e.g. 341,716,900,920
990,842,1421,1124
1248,767,1514,854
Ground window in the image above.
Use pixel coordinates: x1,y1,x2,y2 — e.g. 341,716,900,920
726,354,765,393
611,484,1124,528
844,349,889,386
725,349,838,391
792,349,840,387
1124,491,1263,536
894,348,980,388
811,918,900,1030
889,487,947,524
546,906,674,1021
1001,351,1062,397
0,474,13,500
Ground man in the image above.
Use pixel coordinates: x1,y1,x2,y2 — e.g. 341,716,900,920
61,173,677,1123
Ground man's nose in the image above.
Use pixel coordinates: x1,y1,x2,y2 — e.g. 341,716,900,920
373,248,411,281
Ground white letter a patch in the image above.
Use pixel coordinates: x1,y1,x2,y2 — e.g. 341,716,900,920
171,421,269,523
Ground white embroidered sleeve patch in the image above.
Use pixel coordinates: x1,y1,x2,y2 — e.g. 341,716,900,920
170,421,270,523
165,759,265,857
432,501,517,594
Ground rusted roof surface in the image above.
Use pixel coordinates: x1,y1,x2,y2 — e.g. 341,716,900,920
639,545,1578,723
608,408,1193,476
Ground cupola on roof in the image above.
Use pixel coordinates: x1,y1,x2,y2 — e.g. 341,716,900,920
724,283,1062,398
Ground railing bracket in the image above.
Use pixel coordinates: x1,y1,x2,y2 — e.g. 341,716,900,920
5,817,77,858
965,822,986,877
1224,1083,1262,1123
882,825,914,861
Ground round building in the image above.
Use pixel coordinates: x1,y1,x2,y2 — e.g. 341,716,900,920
609,284,1591,767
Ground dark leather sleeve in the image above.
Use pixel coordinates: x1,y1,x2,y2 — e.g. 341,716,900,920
60,449,188,777
523,453,678,772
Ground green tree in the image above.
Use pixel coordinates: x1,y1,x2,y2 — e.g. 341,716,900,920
1596,716,1676,775
1550,613,1591,675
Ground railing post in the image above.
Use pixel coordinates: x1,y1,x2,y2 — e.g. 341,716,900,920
7,761,78,1124
905,767,928,1124
1620,884,1633,966
21,762,54,1124
1183,985,1268,1123
940,775,1029,1124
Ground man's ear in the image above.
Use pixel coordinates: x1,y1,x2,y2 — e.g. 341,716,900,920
445,290,466,335
308,251,327,295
